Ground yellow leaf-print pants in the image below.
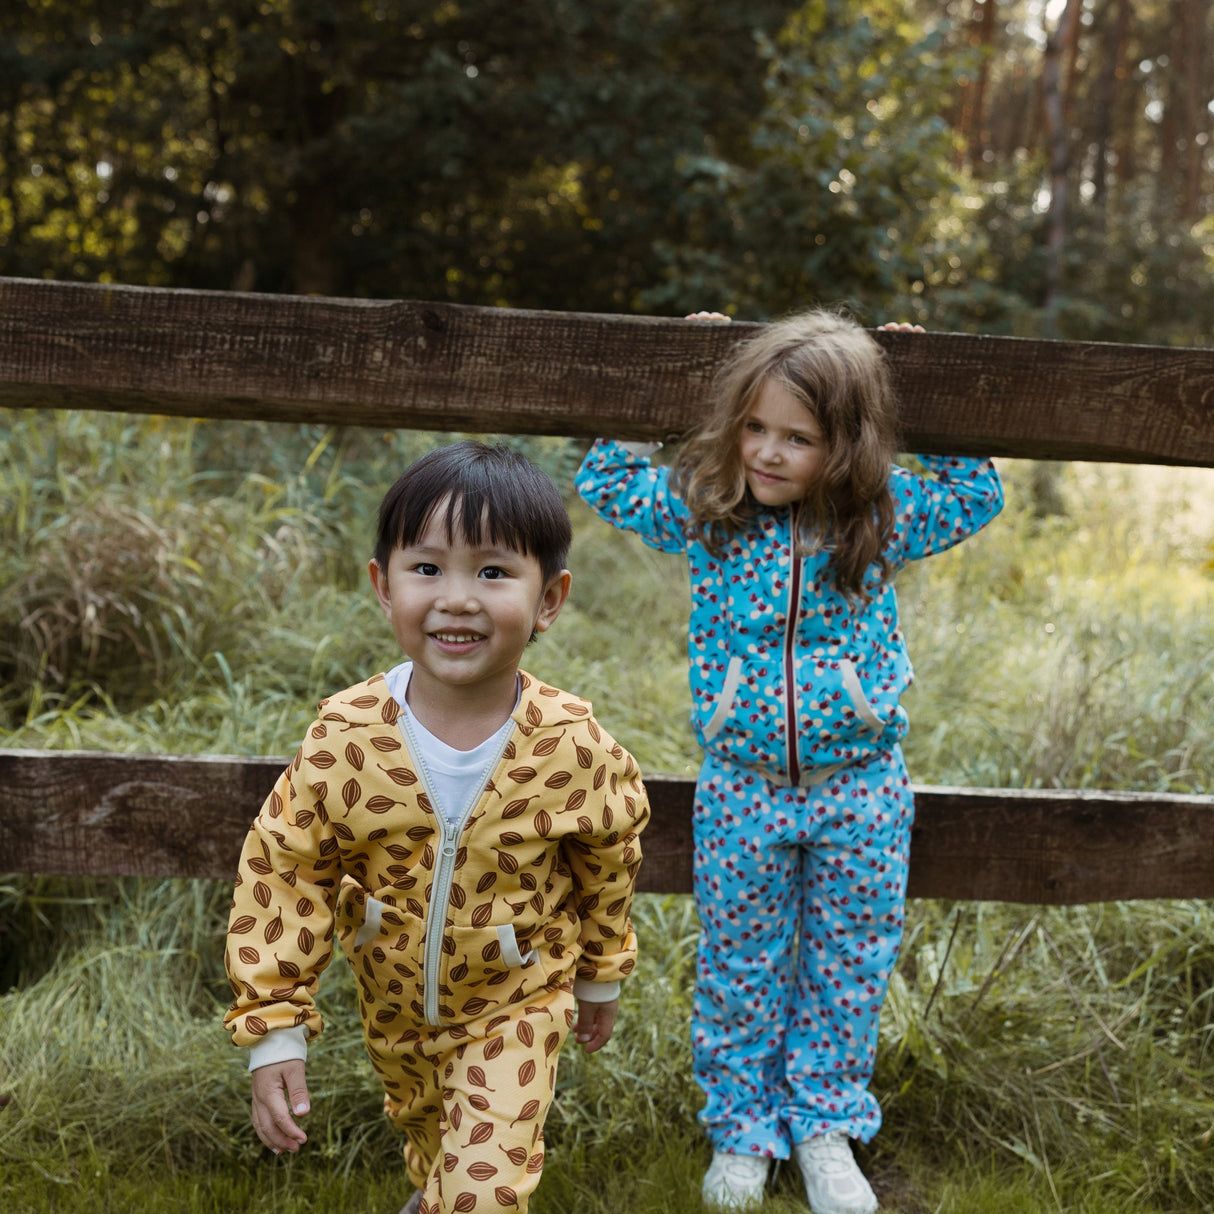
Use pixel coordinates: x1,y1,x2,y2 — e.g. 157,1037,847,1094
365,982,575,1212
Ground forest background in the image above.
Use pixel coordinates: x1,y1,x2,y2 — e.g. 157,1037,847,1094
2,1,1214,1212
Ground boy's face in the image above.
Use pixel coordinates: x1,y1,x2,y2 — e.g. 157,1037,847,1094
368,498,570,702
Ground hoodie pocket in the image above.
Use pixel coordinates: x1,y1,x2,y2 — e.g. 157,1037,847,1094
839,659,883,733
445,920,538,994
339,891,427,1014
702,655,744,742
353,895,385,948
496,922,537,969
439,919,554,1020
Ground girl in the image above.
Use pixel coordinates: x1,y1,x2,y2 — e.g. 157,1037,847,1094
574,309,1002,1214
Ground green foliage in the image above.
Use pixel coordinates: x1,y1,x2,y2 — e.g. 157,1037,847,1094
4,2,1211,332
641,0,965,320
6,885,1214,1211
876,897,1214,1213
0,0,800,306
919,167,1214,343
0,411,590,740
0,882,705,1210
0,411,368,718
3,416,1213,791
3,3,1214,1208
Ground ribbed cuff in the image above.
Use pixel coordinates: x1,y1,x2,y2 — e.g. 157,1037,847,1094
247,1024,309,1072
572,978,621,1003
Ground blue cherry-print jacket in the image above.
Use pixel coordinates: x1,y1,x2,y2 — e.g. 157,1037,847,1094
575,440,1003,786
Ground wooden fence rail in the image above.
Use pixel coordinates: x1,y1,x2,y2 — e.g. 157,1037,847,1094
1,750,1212,905
3,276,1214,463
1,276,1212,904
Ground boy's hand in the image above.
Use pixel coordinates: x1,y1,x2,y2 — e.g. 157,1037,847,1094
250,1059,310,1154
573,997,618,1054
685,310,731,322
877,321,925,331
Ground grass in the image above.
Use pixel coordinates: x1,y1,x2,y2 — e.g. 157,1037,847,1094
6,888,1214,1212
896,462,1214,794
3,411,1214,1211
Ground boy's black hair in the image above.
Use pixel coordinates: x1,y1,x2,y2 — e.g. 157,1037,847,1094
374,441,571,583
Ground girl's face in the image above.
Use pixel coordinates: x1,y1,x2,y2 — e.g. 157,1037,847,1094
738,378,828,508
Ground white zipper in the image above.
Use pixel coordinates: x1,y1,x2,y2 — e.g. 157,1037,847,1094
396,709,517,1025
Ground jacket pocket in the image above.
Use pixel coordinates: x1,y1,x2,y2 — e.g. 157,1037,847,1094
340,893,427,1015
496,922,537,968
353,895,385,948
445,921,537,991
839,659,884,733
702,655,744,742
443,920,552,1019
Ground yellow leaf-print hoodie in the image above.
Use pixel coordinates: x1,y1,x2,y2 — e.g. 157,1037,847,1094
224,670,649,1046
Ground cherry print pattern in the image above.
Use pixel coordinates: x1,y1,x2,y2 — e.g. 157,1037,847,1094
576,441,1003,784
575,439,1001,1157
692,747,913,1153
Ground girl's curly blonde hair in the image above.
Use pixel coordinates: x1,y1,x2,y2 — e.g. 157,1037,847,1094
671,308,900,600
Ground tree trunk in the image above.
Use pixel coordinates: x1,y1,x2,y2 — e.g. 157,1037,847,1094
1159,4,1183,192
1041,0,1083,338
1037,0,1084,519
958,0,998,170
1090,0,1129,212
287,15,347,296
1062,0,1083,120
1112,51,1137,191
1179,0,1208,219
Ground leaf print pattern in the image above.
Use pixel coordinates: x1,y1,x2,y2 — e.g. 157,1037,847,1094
378,986,574,1213
223,670,649,1210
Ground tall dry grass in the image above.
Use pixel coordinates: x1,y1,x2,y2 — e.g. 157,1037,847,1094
3,412,1214,1211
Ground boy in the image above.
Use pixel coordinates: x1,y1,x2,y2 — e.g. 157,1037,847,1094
224,441,649,1214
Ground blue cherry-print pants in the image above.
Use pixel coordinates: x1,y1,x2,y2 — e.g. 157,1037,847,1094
691,745,914,1157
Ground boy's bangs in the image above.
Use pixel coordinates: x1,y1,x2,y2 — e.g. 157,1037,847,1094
375,441,571,579
425,487,535,558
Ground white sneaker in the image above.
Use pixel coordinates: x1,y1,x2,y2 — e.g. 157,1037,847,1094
702,1150,770,1210
793,1133,878,1214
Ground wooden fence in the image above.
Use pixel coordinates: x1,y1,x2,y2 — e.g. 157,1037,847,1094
1,275,1212,905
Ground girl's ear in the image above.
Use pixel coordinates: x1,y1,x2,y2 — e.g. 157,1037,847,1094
533,570,572,634
368,558,392,616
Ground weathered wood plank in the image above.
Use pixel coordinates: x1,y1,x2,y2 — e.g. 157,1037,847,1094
904,785,1214,903
1,750,1210,904
1,277,1212,465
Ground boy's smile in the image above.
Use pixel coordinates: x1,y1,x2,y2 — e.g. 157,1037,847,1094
431,629,486,649
368,499,570,728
